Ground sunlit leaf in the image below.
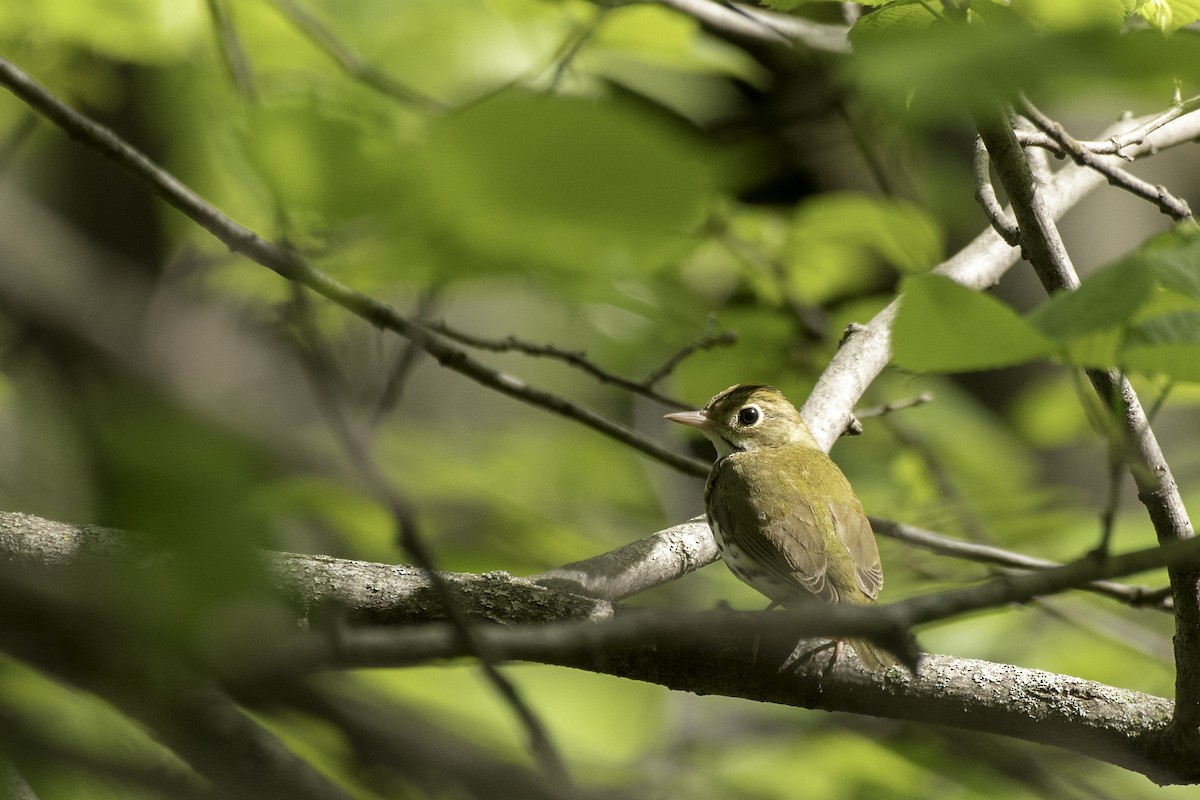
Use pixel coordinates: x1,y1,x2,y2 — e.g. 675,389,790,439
1012,0,1128,29
1138,0,1200,32
1134,225,1200,298
586,5,767,85
1119,310,1200,381
790,193,943,276
1028,260,1154,339
0,0,204,63
893,275,1055,371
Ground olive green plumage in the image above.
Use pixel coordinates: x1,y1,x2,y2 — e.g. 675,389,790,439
666,383,895,671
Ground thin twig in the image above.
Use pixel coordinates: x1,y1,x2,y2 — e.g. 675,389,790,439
854,392,934,420
547,13,606,91
0,111,38,173
1017,96,1200,159
0,56,710,478
1018,97,1194,223
972,136,1021,245
204,0,258,101
424,319,718,409
642,322,737,387
264,0,448,112
1105,95,1200,153
371,289,440,427
714,226,828,342
871,518,1173,611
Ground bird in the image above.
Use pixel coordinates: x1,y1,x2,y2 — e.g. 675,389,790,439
665,383,897,671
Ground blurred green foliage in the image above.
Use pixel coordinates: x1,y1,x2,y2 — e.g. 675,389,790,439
894,226,1200,381
0,0,1199,798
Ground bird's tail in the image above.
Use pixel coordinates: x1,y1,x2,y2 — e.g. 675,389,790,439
849,638,902,671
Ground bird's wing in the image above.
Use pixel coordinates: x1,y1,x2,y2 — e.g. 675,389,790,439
707,457,839,603
830,500,884,600
765,502,840,602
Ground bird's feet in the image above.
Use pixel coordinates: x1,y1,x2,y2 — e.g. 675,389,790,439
778,638,842,678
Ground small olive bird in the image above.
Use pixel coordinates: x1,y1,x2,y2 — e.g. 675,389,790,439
665,384,896,671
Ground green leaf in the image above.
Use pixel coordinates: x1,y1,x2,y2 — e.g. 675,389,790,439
1026,225,1200,349
893,275,1056,372
1126,309,1200,345
1138,0,1200,32
788,194,943,276
242,101,408,228
1122,315,1200,381
0,0,204,63
1135,225,1200,298
1028,260,1154,339
417,91,710,273
848,2,937,51
1012,0,1129,29
585,6,767,85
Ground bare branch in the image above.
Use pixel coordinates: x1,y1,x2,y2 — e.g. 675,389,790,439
424,319,710,407
532,516,717,600
8,509,1200,780
854,392,935,420
972,135,1021,245
1017,96,1200,159
1019,97,1194,223
1104,95,1200,152
642,322,738,387
977,105,1200,737
292,620,1180,782
871,518,1173,611
204,0,258,101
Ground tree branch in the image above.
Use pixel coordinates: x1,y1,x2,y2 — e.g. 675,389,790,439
972,135,1021,245
7,509,1200,782
531,516,718,600
1018,97,1194,223
1015,95,1200,159
292,620,1181,783
977,105,1200,743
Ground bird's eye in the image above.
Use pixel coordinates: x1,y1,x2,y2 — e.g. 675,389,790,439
737,405,761,427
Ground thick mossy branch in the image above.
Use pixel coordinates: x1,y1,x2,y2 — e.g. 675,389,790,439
5,510,1200,783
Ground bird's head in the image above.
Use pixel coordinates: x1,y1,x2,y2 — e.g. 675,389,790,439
665,384,818,458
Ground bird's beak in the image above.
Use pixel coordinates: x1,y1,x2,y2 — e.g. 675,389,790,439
664,409,709,430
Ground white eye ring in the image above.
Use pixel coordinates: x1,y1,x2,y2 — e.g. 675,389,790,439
737,404,762,427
